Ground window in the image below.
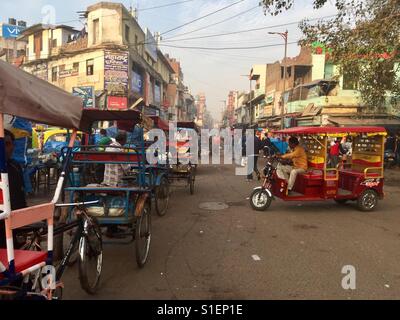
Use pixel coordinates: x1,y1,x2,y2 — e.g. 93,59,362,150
135,35,138,50
59,64,65,72
93,19,99,44
73,62,79,74
125,25,130,42
52,66,58,82
51,39,57,48
86,59,94,76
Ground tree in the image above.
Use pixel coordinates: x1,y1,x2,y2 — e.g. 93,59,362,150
261,0,400,114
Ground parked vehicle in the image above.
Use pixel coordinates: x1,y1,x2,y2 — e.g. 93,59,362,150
0,60,101,300
250,126,387,212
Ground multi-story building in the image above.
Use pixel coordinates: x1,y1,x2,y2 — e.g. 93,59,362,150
20,2,175,118
195,93,207,127
166,55,194,121
0,18,27,64
241,45,400,129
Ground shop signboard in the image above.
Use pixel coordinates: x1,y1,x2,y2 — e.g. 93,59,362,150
108,96,128,110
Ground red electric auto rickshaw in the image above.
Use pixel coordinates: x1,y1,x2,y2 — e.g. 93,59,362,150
250,126,386,212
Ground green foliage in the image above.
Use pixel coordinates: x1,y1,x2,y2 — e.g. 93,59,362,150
260,0,400,114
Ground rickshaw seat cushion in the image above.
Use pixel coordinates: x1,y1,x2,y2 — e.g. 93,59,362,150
300,170,323,180
0,249,47,276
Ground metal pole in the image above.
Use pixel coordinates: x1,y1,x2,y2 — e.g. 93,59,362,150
281,30,288,130
249,79,252,126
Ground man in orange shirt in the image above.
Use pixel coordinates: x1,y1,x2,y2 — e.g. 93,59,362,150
277,137,308,193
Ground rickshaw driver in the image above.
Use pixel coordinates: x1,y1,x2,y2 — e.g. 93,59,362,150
276,136,308,194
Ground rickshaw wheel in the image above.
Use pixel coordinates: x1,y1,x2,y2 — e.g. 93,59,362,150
135,202,152,268
155,177,170,217
357,189,378,212
250,189,272,211
78,217,103,295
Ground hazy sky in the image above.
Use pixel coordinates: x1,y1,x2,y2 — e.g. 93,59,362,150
1,0,336,120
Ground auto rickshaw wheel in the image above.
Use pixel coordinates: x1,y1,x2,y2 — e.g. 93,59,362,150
250,189,272,211
357,189,378,212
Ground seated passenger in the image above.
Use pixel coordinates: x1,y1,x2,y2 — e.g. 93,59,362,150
102,131,129,187
277,137,308,194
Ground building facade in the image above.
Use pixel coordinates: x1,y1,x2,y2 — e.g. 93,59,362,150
20,2,176,118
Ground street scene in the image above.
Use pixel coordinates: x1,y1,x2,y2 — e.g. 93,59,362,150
0,0,399,303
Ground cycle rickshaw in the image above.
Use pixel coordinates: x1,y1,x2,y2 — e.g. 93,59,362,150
166,121,199,195
0,60,102,299
64,109,169,268
250,126,386,212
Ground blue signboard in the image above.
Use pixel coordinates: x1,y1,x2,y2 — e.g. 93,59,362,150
2,24,25,38
154,83,161,104
131,71,143,93
72,86,95,108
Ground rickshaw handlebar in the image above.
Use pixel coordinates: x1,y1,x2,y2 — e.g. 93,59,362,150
55,200,100,208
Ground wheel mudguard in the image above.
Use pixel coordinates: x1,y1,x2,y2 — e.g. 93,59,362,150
252,187,272,197
135,193,150,217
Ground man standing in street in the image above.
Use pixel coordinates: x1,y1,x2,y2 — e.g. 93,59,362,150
246,130,262,181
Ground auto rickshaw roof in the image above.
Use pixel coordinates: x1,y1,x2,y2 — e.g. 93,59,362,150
0,60,83,129
79,109,143,132
274,126,387,135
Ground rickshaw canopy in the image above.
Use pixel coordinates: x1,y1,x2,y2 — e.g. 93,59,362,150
0,60,83,129
177,121,199,132
79,109,143,132
274,126,387,136
150,116,169,131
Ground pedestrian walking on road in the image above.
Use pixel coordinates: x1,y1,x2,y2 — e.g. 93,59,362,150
246,131,262,181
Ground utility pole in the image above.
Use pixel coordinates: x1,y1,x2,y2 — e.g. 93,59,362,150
269,30,288,130
240,74,252,126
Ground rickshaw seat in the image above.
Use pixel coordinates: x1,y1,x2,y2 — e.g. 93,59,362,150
339,170,381,178
0,249,47,277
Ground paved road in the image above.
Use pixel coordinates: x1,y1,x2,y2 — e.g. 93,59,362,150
62,163,400,300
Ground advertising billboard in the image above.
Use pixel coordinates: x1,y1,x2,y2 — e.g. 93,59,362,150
104,50,129,94
72,86,95,108
154,83,161,104
2,24,25,38
131,71,143,93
